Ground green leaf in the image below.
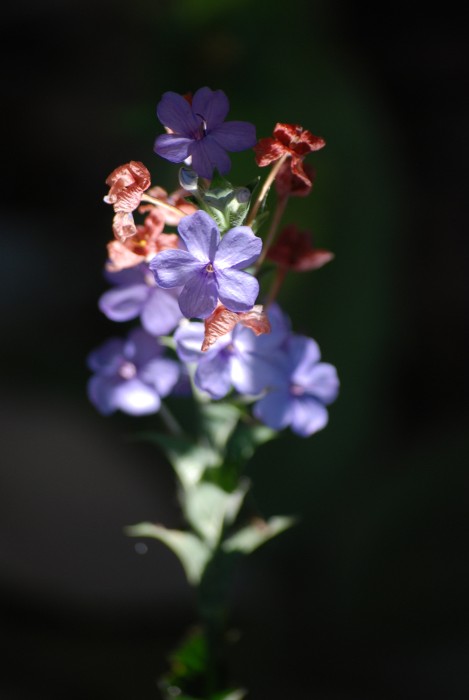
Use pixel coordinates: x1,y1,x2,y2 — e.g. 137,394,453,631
125,523,211,585
225,421,277,468
222,515,296,555
198,402,241,452
184,480,249,547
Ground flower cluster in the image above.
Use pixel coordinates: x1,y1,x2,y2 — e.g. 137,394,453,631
88,86,338,436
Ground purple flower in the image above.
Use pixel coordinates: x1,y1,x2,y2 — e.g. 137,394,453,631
87,328,180,416
253,335,339,437
150,210,262,319
98,263,183,337
174,304,290,400
154,87,257,179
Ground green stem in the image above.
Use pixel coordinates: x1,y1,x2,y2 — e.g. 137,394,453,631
255,194,288,273
246,153,289,227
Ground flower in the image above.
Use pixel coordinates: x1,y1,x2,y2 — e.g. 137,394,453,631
104,161,151,213
174,304,290,400
150,210,262,319
274,160,316,199
154,87,257,179
201,303,270,352
267,225,334,271
99,263,183,336
254,123,325,192
87,328,180,416
106,207,179,272
253,334,339,437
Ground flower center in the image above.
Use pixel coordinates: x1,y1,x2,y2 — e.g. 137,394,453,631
205,262,214,273
290,383,305,396
119,361,137,379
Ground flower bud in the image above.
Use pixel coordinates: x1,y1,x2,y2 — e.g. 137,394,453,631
178,167,199,192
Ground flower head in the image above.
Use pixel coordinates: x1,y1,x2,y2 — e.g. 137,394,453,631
267,225,334,272
87,328,180,416
174,304,290,400
99,263,183,336
253,334,339,437
150,210,262,319
154,87,257,179
106,207,179,272
104,161,151,213
254,123,325,194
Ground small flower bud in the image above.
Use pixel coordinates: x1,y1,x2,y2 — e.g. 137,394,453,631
178,167,199,192
234,187,251,204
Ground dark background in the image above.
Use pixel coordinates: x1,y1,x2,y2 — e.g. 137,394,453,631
1,1,468,698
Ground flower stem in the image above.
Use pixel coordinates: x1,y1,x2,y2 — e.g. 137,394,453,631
159,402,184,436
254,194,288,272
246,153,289,227
265,267,288,309
140,193,187,220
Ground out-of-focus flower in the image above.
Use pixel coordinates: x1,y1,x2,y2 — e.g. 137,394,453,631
254,123,325,192
106,207,179,272
154,87,257,179
104,161,151,213
150,210,262,319
274,160,316,199
112,211,138,242
175,304,289,399
253,334,339,437
87,328,180,416
267,225,334,272
99,263,183,336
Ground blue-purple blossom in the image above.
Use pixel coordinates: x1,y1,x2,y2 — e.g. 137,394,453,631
253,335,339,437
154,87,257,179
174,304,290,400
150,210,262,320
87,328,180,416
99,263,183,337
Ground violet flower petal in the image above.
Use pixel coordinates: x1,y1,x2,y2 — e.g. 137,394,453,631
295,362,340,405
195,349,233,399
156,91,200,135
87,375,120,415
98,284,148,322
288,335,321,370
150,249,202,288
230,352,279,396
290,396,329,437
125,328,162,366
215,227,262,270
178,210,220,261
179,269,218,318
87,338,126,376
253,389,293,430
216,268,259,312
210,121,257,152
192,87,230,128
174,322,206,363
141,287,183,336
112,377,161,415
140,358,180,397
189,138,231,179
154,133,193,163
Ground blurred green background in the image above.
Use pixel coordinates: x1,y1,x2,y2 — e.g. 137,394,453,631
1,0,468,698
